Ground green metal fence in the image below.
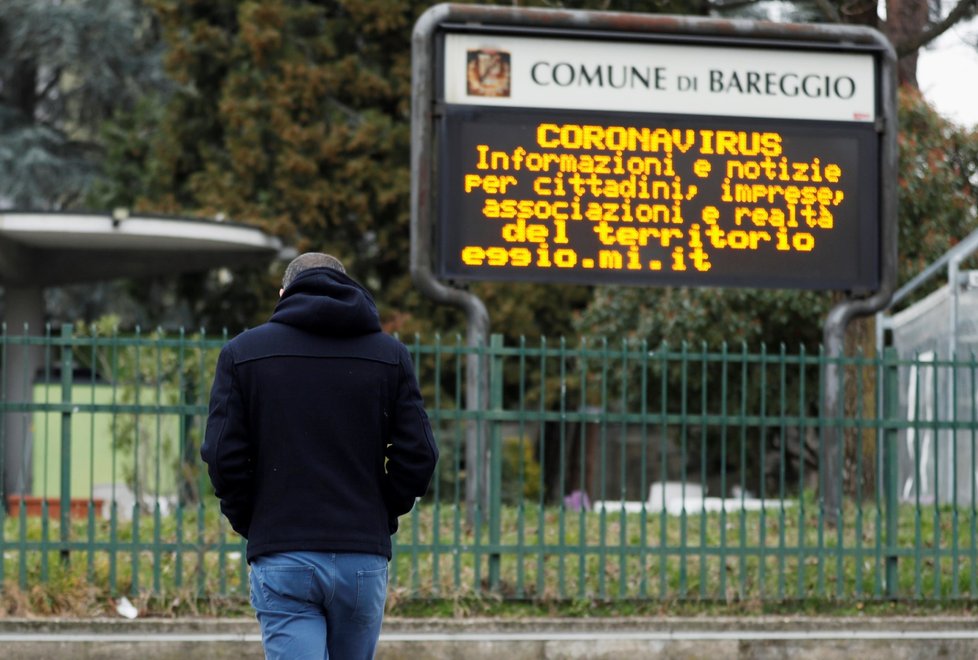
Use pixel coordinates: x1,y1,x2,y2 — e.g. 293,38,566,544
1,325,976,603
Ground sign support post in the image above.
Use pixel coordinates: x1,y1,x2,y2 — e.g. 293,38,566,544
412,6,492,520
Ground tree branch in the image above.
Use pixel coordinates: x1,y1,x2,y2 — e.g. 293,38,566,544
708,0,766,12
37,67,63,103
896,0,977,57
813,0,842,23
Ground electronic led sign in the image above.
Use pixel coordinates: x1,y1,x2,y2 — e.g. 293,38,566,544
433,25,884,291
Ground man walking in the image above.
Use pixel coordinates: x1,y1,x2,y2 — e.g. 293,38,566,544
201,252,438,659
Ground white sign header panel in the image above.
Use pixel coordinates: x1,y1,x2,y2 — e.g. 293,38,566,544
443,33,876,123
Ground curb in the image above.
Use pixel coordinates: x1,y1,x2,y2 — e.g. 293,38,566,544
0,616,975,659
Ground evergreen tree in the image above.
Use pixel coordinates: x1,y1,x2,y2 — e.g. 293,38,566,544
0,0,166,209
93,0,977,336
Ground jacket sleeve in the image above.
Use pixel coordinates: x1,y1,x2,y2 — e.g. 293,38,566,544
384,343,439,533
200,344,254,538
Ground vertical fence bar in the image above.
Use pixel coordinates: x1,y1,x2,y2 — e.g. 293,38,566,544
0,326,6,589
951,349,961,599
912,353,925,598
410,336,422,596
796,344,807,598
472,337,484,595
758,343,768,599
883,347,900,598
678,341,689,599
638,338,649,599
617,338,628,600
659,342,670,599
832,349,844,598
598,336,609,600
175,329,186,591
738,343,748,599
109,328,120,594
777,343,788,600
816,346,827,597
719,342,729,599
132,327,142,595
873,349,884,598
908,351,921,597
488,334,503,592
576,337,588,599
153,331,163,594
41,325,52,583
39,325,52,585
971,352,978,598
536,336,548,599
932,353,942,600
452,334,463,592
854,350,865,599
515,335,526,599
194,328,211,595
558,336,567,598
59,324,74,565
693,343,706,598
86,331,97,582
431,333,443,597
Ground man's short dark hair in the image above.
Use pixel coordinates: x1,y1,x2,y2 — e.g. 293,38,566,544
282,253,346,289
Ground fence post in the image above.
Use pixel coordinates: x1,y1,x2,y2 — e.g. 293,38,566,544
488,334,504,591
883,346,900,598
60,323,74,564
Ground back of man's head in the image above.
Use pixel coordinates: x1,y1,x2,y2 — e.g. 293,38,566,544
282,253,346,289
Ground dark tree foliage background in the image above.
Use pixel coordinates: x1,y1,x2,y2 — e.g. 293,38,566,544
1,0,973,505
0,0,166,209
4,0,971,340
83,0,721,334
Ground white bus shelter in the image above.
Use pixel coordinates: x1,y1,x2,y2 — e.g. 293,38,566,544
0,210,290,497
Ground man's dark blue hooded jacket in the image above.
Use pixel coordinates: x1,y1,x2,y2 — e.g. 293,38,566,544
201,267,438,561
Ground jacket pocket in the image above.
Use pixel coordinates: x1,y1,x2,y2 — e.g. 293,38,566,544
415,403,437,457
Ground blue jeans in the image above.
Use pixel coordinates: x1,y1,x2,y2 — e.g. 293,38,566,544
249,551,388,660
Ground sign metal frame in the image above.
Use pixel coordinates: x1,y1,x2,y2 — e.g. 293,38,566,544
411,2,898,524
414,5,896,299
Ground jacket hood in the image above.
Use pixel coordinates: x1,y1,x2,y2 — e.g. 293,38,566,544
270,267,381,336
